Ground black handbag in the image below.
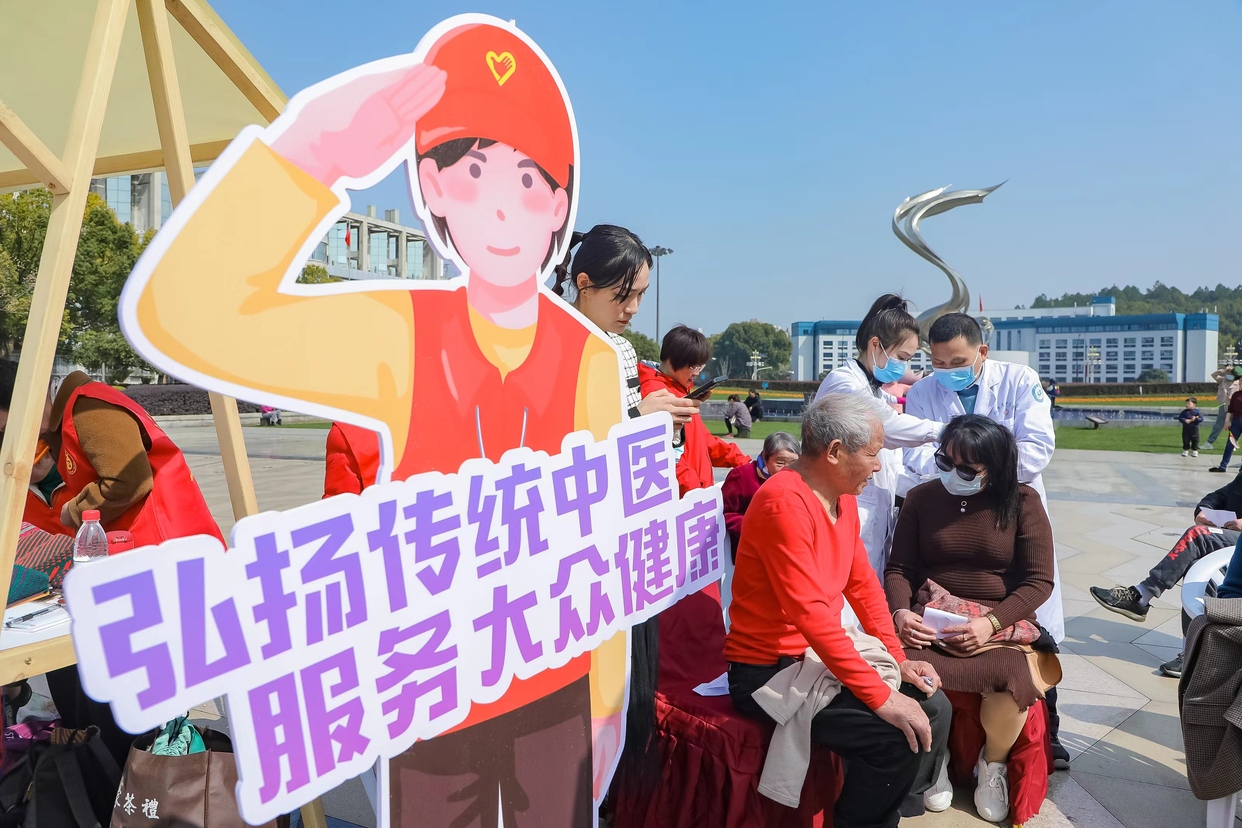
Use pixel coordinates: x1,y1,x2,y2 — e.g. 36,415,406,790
0,726,121,828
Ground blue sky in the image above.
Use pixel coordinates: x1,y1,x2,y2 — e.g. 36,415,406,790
212,0,1241,339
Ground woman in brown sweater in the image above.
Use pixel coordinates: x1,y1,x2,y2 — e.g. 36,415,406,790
886,414,1056,823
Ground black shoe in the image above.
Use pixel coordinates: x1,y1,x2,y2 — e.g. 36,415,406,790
1090,585,1149,621
1050,739,1071,770
899,793,926,818
1159,653,1183,678
1210,466,1228,473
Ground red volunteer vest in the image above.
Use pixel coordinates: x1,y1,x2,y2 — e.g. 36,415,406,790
401,288,597,729
322,423,381,498
58,382,225,547
22,488,73,538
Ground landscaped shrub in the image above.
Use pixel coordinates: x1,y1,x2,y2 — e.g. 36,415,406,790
124,384,261,416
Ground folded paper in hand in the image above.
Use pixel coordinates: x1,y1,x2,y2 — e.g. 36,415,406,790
922,607,969,640
1200,509,1236,529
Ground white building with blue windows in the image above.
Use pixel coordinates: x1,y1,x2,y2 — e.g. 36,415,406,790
792,296,1219,383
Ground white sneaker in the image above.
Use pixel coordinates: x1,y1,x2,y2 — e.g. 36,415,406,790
1206,443,1216,450
974,750,1009,823
1182,450,1190,457
924,751,953,812
1193,451,1200,457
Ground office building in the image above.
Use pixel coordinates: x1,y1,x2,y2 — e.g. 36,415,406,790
792,297,1219,383
90,174,444,281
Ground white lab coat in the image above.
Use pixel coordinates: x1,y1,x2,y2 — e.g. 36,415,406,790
902,359,1065,642
816,360,941,577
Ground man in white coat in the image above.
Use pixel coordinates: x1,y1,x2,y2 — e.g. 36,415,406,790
902,312,1070,767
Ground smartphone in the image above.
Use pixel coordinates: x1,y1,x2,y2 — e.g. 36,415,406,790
686,375,729,401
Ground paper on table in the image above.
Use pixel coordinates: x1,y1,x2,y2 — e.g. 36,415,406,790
922,607,970,640
1201,509,1237,529
693,671,731,697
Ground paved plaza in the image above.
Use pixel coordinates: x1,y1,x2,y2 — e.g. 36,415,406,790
167,423,1238,828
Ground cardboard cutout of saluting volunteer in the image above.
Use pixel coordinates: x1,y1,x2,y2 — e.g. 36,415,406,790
119,14,632,827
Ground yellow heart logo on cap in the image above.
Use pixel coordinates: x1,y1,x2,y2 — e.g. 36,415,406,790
486,51,516,86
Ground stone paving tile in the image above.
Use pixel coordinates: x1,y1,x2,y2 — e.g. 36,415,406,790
1072,772,1207,828
1054,687,1147,761
1070,701,1190,790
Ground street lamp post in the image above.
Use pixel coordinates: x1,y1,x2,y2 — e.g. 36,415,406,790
648,246,673,343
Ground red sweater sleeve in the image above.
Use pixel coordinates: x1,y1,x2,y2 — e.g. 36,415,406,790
323,425,364,498
754,498,896,709
707,431,749,468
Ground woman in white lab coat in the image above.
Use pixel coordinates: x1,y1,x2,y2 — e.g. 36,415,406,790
816,294,943,577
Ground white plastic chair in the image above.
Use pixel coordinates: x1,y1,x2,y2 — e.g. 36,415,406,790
1180,546,1238,828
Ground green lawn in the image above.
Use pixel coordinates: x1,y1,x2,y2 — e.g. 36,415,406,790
1052,423,1206,454
704,420,802,440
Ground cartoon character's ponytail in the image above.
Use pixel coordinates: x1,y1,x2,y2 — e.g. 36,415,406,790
552,230,587,296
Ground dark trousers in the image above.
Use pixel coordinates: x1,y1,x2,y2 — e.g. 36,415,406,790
1141,525,1239,600
1183,424,1200,451
729,661,951,828
1220,422,1242,468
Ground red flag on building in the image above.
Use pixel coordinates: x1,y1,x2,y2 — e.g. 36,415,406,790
345,225,352,247
979,296,983,312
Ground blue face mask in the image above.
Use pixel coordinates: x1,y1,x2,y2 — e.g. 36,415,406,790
870,344,908,384
933,354,981,392
940,468,984,496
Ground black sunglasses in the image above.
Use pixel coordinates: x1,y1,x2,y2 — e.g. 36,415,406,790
934,450,980,482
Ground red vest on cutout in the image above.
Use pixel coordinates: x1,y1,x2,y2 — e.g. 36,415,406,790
401,287,597,730
322,423,381,498
58,382,224,547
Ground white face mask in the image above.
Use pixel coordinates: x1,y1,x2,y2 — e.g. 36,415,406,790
940,468,984,496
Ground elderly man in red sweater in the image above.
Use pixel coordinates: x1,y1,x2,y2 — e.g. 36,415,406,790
726,392,952,827
639,325,748,496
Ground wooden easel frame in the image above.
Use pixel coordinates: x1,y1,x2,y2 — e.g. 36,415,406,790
0,2,327,824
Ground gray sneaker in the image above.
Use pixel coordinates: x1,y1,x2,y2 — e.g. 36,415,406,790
1159,653,1183,678
1090,585,1149,621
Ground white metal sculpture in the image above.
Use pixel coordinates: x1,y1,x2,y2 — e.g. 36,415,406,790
892,183,1004,348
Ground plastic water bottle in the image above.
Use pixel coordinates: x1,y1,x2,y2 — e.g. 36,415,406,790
72,510,109,563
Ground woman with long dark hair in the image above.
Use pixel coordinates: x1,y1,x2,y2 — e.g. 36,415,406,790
553,224,694,796
886,414,1060,823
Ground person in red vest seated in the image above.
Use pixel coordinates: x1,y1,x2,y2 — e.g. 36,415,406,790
322,421,382,497
0,360,224,765
639,325,748,496
21,439,73,537
721,431,800,557
0,363,223,547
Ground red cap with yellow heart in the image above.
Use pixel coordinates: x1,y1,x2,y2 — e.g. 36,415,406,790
416,22,574,188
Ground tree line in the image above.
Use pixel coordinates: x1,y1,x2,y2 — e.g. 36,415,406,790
621,320,793,380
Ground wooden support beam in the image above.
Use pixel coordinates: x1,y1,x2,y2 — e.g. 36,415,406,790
0,101,73,194
166,0,283,122
0,0,130,648
0,635,77,685
139,0,258,519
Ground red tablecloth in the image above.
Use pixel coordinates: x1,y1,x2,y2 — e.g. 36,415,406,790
612,584,839,828
944,690,1053,825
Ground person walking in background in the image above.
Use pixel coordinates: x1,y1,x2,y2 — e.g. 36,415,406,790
1045,379,1061,410
1209,383,1242,472
723,394,753,438
745,389,764,422
1205,366,1241,449
1179,397,1204,457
